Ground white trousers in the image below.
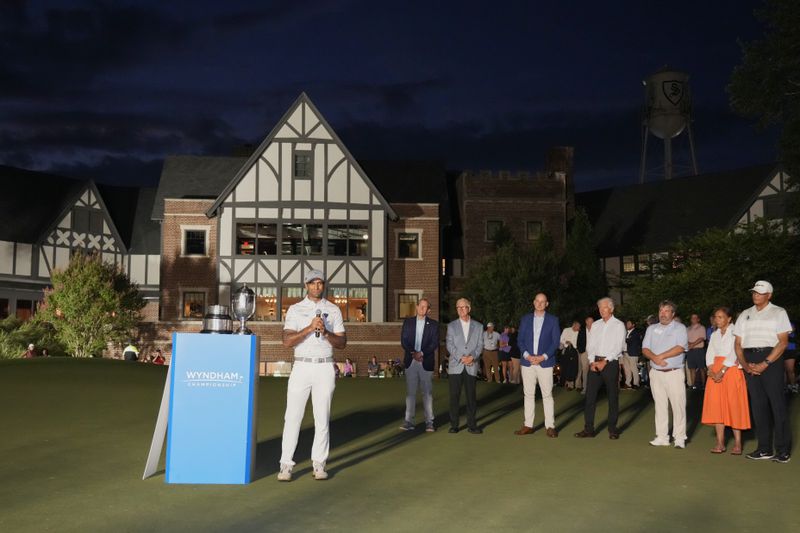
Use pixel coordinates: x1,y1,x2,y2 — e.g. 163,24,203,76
521,364,555,429
280,361,336,466
649,368,686,442
623,355,640,386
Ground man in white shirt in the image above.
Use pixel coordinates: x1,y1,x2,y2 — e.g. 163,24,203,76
734,280,793,463
278,269,347,481
574,297,626,440
642,300,689,448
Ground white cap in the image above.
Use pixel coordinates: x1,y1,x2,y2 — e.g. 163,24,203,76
304,269,325,283
749,280,773,294
487,322,495,328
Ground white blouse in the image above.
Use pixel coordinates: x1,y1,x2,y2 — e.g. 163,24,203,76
705,327,738,368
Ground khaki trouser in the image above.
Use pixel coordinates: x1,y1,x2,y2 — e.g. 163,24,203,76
483,349,500,383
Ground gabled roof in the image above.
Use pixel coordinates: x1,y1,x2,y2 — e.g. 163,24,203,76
204,93,398,220
576,164,778,257
151,155,245,220
0,165,155,252
0,165,86,242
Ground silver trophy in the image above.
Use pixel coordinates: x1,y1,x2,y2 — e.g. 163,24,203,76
231,284,256,335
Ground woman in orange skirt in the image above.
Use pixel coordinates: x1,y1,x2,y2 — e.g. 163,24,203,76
701,306,751,455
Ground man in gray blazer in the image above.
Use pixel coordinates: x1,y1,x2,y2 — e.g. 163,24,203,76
447,297,484,434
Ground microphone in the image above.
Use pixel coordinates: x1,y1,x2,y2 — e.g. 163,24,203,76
315,310,322,337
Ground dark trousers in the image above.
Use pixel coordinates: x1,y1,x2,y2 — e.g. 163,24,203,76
449,369,478,430
744,348,792,454
584,360,619,432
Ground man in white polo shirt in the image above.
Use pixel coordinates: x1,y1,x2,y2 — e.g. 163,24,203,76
642,300,688,449
278,269,347,481
734,280,793,463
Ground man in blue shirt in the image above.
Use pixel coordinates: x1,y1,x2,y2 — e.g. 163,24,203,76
642,300,688,449
515,293,561,437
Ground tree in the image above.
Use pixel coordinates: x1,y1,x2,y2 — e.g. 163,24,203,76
462,235,559,329
36,253,145,357
729,0,800,184
553,208,608,321
625,219,800,321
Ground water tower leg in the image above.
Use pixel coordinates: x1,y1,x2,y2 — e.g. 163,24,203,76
687,123,699,175
640,125,649,184
664,137,673,180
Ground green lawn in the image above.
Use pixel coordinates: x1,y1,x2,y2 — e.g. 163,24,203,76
1,358,797,532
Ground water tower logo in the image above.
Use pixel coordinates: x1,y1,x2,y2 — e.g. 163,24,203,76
663,80,684,106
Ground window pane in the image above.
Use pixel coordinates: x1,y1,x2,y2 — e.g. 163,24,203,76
398,232,419,258
294,152,312,178
281,286,305,317
330,287,348,320
526,221,542,240
16,299,34,321
254,286,278,321
237,224,256,255
398,294,418,318
0,298,8,319
328,225,348,256
637,254,650,272
281,224,303,255
348,225,369,256
183,292,205,318
349,288,368,322
622,255,636,273
185,230,206,255
486,220,502,241
73,209,89,233
90,211,104,234
257,224,277,255
305,224,323,255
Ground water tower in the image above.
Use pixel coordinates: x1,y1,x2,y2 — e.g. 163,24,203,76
639,68,698,182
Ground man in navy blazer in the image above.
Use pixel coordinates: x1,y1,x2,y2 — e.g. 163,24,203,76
446,297,484,434
515,292,562,437
400,298,439,432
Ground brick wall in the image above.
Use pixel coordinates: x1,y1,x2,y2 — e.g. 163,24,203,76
160,199,218,321
386,203,440,321
457,171,566,276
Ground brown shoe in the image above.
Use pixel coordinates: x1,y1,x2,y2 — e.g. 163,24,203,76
514,425,534,435
574,429,595,438
546,427,559,438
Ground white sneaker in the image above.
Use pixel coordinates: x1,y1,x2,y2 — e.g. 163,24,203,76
649,438,671,447
313,462,328,480
277,463,293,482
674,440,686,449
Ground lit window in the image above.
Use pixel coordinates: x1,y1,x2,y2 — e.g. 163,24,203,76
622,255,636,273
398,294,418,318
280,286,305,318
254,287,278,321
327,225,369,256
637,254,650,272
15,299,35,321
236,223,276,255
398,232,420,259
182,292,205,319
184,230,207,256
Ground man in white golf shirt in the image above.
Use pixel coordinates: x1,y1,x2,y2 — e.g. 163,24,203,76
278,269,346,481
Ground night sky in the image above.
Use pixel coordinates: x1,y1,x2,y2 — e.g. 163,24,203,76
0,0,778,192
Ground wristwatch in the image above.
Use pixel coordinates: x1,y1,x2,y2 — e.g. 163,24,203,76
764,359,772,365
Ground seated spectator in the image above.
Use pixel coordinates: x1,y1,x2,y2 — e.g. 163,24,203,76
23,343,36,358
334,363,341,378
41,348,49,357
367,356,380,378
343,357,354,377
152,349,165,365
385,359,396,378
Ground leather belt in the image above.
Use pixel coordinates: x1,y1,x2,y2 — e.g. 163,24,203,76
652,368,680,372
294,357,334,363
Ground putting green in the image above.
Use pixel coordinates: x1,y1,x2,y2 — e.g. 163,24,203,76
1,358,797,532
